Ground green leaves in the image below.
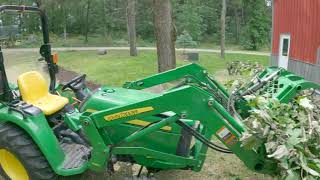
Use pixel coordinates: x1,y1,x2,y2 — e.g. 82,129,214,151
227,61,264,76
240,90,320,179
240,0,271,50
176,31,198,48
240,132,262,149
174,1,207,41
268,145,289,160
299,97,314,110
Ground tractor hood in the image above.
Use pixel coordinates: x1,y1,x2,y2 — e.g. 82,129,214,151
79,87,160,112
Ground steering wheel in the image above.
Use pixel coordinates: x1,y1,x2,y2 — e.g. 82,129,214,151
62,74,87,91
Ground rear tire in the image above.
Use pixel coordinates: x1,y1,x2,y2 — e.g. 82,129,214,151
0,123,58,180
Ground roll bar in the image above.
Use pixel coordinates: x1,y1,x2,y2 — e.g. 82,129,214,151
0,5,57,92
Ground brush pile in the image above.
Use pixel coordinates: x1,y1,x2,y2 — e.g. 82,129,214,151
241,90,320,179
227,61,264,76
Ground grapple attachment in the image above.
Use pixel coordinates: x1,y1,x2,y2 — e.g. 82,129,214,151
227,67,319,120
236,67,320,103
255,67,319,103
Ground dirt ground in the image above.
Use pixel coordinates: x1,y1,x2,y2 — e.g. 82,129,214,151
57,66,101,90
65,149,272,180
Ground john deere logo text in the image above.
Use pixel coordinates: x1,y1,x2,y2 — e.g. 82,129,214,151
104,107,154,121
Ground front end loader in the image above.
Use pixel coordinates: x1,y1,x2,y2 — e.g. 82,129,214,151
0,4,319,180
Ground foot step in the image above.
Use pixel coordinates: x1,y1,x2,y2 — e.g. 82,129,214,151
60,143,91,169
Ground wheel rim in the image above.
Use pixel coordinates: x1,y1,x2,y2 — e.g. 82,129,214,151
0,149,29,180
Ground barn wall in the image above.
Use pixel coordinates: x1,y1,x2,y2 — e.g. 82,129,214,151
271,55,320,83
288,59,320,83
270,55,277,67
270,56,320,83
317,48,320,65
272,0,320,65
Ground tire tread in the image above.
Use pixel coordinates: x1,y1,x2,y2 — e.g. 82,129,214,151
0,123,57,180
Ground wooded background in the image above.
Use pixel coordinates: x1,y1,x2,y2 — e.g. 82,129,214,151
0,0,272,51
0,0,272,72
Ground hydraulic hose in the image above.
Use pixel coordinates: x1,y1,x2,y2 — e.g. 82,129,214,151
176,120,233,154
227,68,282,119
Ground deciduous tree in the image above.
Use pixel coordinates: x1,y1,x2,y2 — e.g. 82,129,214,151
84,0,91,43
220,0,226,58
153,0,176,72
127,0,137,56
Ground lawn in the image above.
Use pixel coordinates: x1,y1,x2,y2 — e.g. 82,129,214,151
15,34,270,53
58,50,269,87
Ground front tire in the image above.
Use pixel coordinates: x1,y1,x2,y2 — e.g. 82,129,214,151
0,123,57,180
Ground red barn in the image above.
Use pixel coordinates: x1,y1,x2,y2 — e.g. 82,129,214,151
271,0,320,83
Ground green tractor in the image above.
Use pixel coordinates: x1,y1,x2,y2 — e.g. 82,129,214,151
0,4,319,180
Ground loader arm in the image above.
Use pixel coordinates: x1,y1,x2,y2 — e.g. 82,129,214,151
123,63,229,98
76,64,318,175
80,84,276,173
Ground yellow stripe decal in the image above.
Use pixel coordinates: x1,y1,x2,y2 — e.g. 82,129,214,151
104,107,154,121
127,119,172,131
84,108,170,131
86,109,98,113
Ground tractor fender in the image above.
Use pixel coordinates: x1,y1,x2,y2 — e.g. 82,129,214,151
0,108,66,175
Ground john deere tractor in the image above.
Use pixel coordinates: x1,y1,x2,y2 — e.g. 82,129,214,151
0,4,319,180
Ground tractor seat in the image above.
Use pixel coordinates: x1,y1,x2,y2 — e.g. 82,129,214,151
17,71,69,116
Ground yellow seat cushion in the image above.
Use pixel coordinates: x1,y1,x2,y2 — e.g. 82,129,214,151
28,94,69,115
17,71,69,115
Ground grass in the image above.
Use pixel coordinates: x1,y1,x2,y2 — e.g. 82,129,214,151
58,50,269,87
15,34,271,52
15,34,155,48
197,42,271,52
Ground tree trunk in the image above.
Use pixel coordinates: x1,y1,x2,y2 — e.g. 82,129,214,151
84,0,91,43
103,0,108,38
220,0,226,59
63,24,67,42
63,5,67,43
153,0,176,73
127,0,138,56
18,0,23,35
241,1,245,24
234,6,240,44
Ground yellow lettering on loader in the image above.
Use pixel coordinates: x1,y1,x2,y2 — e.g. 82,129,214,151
104,107,154,121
